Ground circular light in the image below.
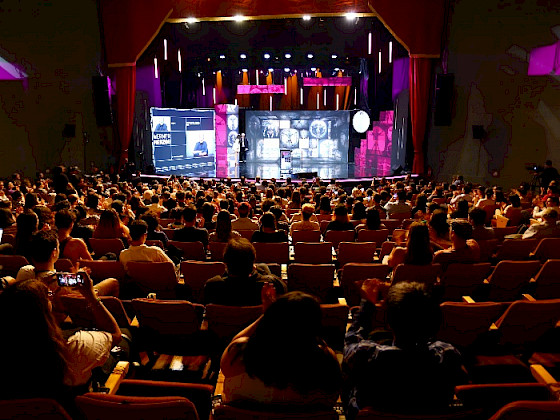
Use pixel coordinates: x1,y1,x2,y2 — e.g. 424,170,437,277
233,15,245,22
268,68,274,72
345,12,358,20
334,67,340,71
263,53,271,59
284,67,290,72
310,67,317,71
219,54,225,59
302,15,311,21
186,17,198,24
242,68,248,72
331,54,338,59
285,53,292,59
352,110,371,133
307,53,314,59
240,53,247,59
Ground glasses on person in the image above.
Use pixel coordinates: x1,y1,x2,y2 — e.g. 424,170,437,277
47,290,55,301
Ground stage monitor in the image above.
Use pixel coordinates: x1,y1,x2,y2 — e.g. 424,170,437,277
150,108,216,175
245,111,350,163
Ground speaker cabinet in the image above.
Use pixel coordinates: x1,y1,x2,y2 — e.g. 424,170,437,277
434,74,454,126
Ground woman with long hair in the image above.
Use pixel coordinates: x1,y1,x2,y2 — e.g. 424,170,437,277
386,222,433,268
93,208,130,243
209,210,241,242
356,207,386,232
287,190,302,210
351,201,367,221
221,290,341,408
429,209,452,250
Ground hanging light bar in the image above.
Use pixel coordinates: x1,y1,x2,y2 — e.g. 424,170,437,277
154,57,158,78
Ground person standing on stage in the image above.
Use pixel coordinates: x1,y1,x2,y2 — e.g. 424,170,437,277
238,133,248,163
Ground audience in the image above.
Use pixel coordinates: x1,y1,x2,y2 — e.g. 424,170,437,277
209,210,241,243
433,219,480,270
252,212,288,243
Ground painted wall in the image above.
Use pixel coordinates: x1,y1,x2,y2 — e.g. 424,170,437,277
428,0,560,188
0,0,114,177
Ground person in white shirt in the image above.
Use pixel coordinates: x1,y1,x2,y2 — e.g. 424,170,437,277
232,202,259,231
450,185,474,205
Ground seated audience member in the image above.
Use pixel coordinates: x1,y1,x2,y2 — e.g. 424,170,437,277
209,210,241,243
501,194,523,226
533,195,560,219
252,212,288,243
201,201,217,231
221,290,341,408
290,203,320,235
173,204,209,247
411,194,428,219
204,238,286,305
15,210,39,260
270,205,290,232
0,277,121,402
15,231,120,322
433,219,480,270
351,201,367,222
325,205,356,232
290,205,319,224
343,280,467,419
119,219,175,271
386,222,433,268
522,208,560,239
371,193,387,220
356,207,386,232
317,195,332,215
232,202,259,231
469,207,495,241
93,208,130,244
55,209,93,264
475,188,495,209
169,207,184,229
428,209,452,250
140,212,169,247
147,194,165,215
383,190,412,217
450,198,469,219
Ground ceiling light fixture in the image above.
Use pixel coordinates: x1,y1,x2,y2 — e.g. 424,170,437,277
302,15,311,21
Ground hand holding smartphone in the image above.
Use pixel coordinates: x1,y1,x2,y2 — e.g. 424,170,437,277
56,272,86,287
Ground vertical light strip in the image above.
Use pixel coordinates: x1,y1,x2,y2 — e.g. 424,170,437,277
336,94,339,110
389,41,393,64
163,39,168,60
235,98,238,105
316,93,319,109
202,77,205,95
354,88,357,105
300,87,304,105
269,96,273,111
256,70,259,85
284,78,288,95
154,57,158,78
323,90,327,107
213,87,216,104
378,50,382,73
368,32,372,55
178,49,182,72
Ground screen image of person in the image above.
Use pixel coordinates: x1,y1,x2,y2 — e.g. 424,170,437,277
193,138,209,157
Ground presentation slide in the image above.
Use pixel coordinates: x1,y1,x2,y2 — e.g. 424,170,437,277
245,111,350,163
150,108,216,175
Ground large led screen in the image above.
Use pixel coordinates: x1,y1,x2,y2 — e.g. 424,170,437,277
244,111,350,163
150,108,216,175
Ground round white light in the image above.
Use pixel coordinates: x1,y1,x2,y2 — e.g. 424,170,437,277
352,110,371,133
302,15,311,21
242,68,248,72
186,17,198,24
331,54,338,59
285,53,292,59
219,55,225,59
284,67,290,72
264,53,270,59
240,53,247,59
307,53,314,59
310,67,317,71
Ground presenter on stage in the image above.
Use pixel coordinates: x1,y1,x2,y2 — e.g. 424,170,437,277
193,137,209,157
238,133,248,163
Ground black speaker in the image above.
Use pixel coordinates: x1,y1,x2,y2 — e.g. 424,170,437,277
92,76,113,126
472,125,485,140
434,73,454,126
62,124,76,138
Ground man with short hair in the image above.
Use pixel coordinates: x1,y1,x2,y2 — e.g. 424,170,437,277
203,238,286,305
173,205,209,247
383,190,412,216
468,207,495,241
231,202,259,231
119,220,174,271
290,203,320,235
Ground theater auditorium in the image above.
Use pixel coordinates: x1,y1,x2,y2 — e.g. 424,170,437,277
0,0,559,419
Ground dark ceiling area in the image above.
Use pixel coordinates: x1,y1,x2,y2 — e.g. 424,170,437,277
139,17,407,76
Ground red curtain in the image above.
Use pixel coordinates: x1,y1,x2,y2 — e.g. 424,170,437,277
409,57,431,175
114,65,136,170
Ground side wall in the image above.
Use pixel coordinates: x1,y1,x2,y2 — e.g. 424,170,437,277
427,0,560,188
0,0,114,177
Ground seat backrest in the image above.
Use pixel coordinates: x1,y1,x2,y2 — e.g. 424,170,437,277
337,242,376,267
181,261,226,303
132,298,204,336
495,239,539,261
357,229,389,244
438,302,505,349
533,259,560,299
291,229,322,244
487,260,542,302
237,230,255,241
294,242,333,264
388,212,410,221
0,254,29,277
75,393,199,420
0,398,72,420
383,219,404,232
440,263,492,301
167,241,206,261
213,404,338,420
356,407,478,420
390,229,408,245
493,226,519,242
159,218,173,227
127,261,178,298
319,220,330,234
89,238,125,257
205,304,262,343
379,241,396,261
495,299,560,348
162,228,175,240
61,295,131,328
320,303,350,351
208,241,227,261
1,233,15,246
287,263,335,302
477,239,499,262
392,263,441,286
145,239,164,249
488,401,560,420
324,230,355,249
253,242,290,264
54,258,74,272
339,263,392,307
532,237,560,262
79,259,126,282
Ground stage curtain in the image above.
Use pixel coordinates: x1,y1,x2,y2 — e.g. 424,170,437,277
114,65,136,170
280,74,298,110
335,70,350,110
409,57,432,175
308,71,324,110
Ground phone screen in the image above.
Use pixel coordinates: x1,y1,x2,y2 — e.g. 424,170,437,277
56,272,85,287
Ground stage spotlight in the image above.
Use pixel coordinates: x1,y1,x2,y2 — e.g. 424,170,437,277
331,54,338,59
219,54,226,59
186,17,198,24
302,15,311,21
242,68,248,72
307,53,314,59
268,68,274,72
345,12,357,20
264,53,271,59
310,67,317,71
284,67,290,72
285,53,292,59
233,15,246,22
334,67,340,71
240,53,247,59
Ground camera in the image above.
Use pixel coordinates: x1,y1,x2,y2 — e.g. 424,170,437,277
56,272,85,287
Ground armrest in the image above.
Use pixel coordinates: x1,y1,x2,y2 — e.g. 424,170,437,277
462,296,476,304
215,369,225,397
531,364,557,385
338,297,348,306
522,294,536,301
130,316,139,327
104,361,130,395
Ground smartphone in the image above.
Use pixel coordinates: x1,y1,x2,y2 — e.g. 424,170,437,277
56,272,85,287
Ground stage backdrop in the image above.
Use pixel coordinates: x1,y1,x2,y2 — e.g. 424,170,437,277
244,111,350,163
150,108,216,176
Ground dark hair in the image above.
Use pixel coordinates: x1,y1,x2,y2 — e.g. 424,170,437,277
15,210,39,254
509,194,521,208
202,202,215,221
386,282,441,349
140,212,159,232
182,205,197,223
0,279,69,400
97,208,120,231
319,195,331,213
468,207,487,227
54,209,76,230
24,192,39,209
429,210,449,238
404,223,433,265
238,202,251,218
365,207,382,230
129,219,148,241
215,210,233,242
29,230,59,263
451,219,473,240
259,212,277,230
243,291,341,394
85,193,99,209
352,201,367,220
223,238,255,277
0,208,15,228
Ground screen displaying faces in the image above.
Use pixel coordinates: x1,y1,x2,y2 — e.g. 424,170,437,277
150,108,216,175
244,111,350,163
